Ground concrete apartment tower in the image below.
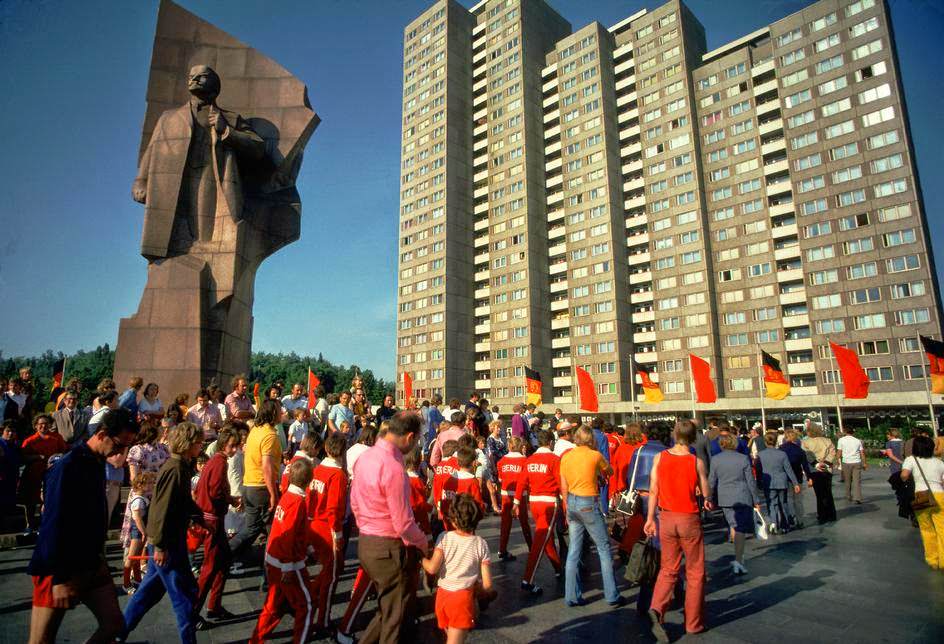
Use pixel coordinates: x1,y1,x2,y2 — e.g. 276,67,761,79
397,0,943,422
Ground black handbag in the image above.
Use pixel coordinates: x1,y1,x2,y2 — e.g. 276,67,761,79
624,538,660,586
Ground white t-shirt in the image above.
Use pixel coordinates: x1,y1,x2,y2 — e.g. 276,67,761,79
554,438,576,457
837,435,864,464
902,456,944,493
435,530,490,591
347,443,371,479
139,398,163,414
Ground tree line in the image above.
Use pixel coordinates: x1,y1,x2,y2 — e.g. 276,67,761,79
0,346,393,409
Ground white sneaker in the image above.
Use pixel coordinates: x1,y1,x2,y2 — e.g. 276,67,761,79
732,561,748,575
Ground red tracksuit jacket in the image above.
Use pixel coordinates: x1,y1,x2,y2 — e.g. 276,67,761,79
515,448,561,505
266,485,309,569
308,458,347,539
432,456,458,516
408,471,432,534
441,470,486,514
497,452,527,495
280,452,315,496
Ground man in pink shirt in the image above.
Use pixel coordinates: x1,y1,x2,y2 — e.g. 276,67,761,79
350,412,426,644
428,411,468,466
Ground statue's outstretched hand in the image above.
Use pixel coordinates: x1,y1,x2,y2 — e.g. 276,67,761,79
132,180,147,204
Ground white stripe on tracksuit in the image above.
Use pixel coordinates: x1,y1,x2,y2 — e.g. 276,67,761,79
295,569,312,644
527,501,558,585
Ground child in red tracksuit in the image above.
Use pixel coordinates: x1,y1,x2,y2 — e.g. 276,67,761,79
441,447,487,529
308,434,348,634
279,433,321,495
251,459,314,644
515,429,563,595
433,440,460,525
496,436,532,560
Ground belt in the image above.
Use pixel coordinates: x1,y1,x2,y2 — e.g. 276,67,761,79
529,495,558,503
264,553,305,571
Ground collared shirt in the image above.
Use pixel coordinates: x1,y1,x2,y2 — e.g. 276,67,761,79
187,403,222,439
281,395,308,415
328,403,354,431
350,438,427,549
225,391,253,419
118,388,139,416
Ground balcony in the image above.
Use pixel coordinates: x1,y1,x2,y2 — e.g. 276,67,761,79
474,218,489,232
756,100,779,117
766,180,792,198
616,91,638,108
552,376,573,387
548,225,566,240
474,269,490,282
550,280,568,293
626,231,650,246
474,340,490,352
752,79,778,97
614,58,635,74
787,362,816,375
761,138,786,156
785,338,813,352
546,140,562,156
548,242,567,257
473,169,489,184
542,62,557,78
777,268,804,283
628,251,651,266
474,201,489,215
629,270,652,286
548,191,563,206
473,185,488,199
768,202,794,217
546,174,563,189
543,109,560,124
543,94,558,109
472,49,486,65
634,331,657,344
474,122,487,138
473,92,487,109
625,213,647,228
764,159,789,176
544,124,561,140
474,322,490,334
545,157,562,173
622,159,644,175
634,290,654,303
473,286,490,299
778,290,806,305
791,386,818,396
615,74,635,91
758,118,784,136
782,313,809,327
624,195,647,211
474,235,489,248
542,77,557,93
474,378,491,390
619,124,641,141
474,360,491,371
632,309,655,323
549,261,568,275
618,108,639,124
473,250,489,264
551,316,569,330
550,299,568,312
634,352,658,364
751,59,775,77
551,337,570,349
552,356,571,368
620,141,642,158
547,208,565,223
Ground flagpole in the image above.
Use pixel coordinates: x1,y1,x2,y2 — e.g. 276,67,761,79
572,357,579,417
688,359,697,420
918,331,939,438
756,348,766,431
828,351,844,435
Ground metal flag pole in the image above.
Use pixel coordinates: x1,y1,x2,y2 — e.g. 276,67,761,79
756,348,766,431
917,331,939,438
688,356,697,420
828,351,844,434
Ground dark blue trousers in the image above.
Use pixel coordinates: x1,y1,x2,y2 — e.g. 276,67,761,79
124,543,198,644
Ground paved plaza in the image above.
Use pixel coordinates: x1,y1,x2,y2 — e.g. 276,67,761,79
1,475,942,643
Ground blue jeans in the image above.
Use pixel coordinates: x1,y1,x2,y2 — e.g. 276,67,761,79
124,544,198,644
565,494,620,604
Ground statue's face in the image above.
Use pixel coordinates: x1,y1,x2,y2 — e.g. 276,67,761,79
188,65,221,100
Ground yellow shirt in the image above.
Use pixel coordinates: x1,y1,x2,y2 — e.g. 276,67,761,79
243,423,282,487
560,445,607,497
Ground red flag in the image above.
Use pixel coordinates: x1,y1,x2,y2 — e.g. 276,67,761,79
403,372,413,409
307,369,320,408
829,342,870,399
689,354,717,403
575,366,598,412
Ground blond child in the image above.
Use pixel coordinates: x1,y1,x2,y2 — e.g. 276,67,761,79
121,472,155,594
423,493,495,644
288,408,311,454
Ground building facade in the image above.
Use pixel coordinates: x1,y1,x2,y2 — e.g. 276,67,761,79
396,0,942,418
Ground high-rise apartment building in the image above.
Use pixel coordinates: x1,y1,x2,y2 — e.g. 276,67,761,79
396,0,942,418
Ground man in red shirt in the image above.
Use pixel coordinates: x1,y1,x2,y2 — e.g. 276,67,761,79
250,459,314,644
496,436,532,560
515,430,562,595
308,434,348,635
193,428,241,628
441,447,486,528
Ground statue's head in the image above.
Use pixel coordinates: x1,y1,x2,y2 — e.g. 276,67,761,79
187,65,221,102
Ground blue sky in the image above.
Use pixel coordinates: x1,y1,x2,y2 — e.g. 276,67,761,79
0,0,941,381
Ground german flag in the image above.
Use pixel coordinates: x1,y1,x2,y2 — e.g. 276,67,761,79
920,336,944,394
761,350,791,400
525,367,543,406
634,360,664,404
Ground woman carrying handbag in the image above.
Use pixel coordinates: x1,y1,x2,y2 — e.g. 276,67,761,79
900,435,944,570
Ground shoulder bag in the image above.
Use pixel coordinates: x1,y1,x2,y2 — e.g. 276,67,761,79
911,458,938,512
615,448,643,516
624,537,660,586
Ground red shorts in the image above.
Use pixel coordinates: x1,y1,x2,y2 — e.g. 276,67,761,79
435,586,476,631
32,565,112,609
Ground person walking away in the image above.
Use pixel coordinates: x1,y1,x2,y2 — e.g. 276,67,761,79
496,437,532,560
228,399,283,569
441,446,487,528
837,427,867,504
484,420,507,513
27,409,139,644
756,432,799,533
123,422,205,644
644,420,711,641
900,436,944,569
308,434,348,637
559,425,622,608
250,459,315,643
422,493,495,644
515,430,562,595
193,428,241,629
883,428,913,520
709,434,761,574
802,424,837,523
780,429,812,528
349,412,428,644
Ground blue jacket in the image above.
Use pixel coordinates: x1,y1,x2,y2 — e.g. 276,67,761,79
710,436,749,457
593,429,610,464
709,450,761,508
626,440,668,492
780,442,812,483
757,448,799,490
28,442,108,582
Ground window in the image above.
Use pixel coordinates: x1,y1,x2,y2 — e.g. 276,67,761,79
809,269,839,285
800,198,828,216
843,237,874,255
822,97,852,117
830,142,859,162
782,69,809,88
871,153,904,173
877,203,911,223
846,0,876,18
805,221,832,238
815,318,846,333
851,38,884,61
818,76,848,96
806,245,835,262
883,228,916,247
895,309,931,325
825,120,855,140
867,129,899,150
795,152,822,171
838,212,869,230
757,329,780,343
874,178,908,198
890,281,925,299
886,255,920,273
853,313,886,329
816,54,843,74
859,83,891,105
832,165,862,184
850,16,880,39
849,287,880,305
863,106,896,128
813,294,841,310
865,367,894,382
836,189,866,207
726,333,749,347
797,175,825,194
847,261,878,279
791,131,819,150
784,89,812,108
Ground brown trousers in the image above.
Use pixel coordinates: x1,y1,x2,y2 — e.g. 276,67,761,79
357,535,419,644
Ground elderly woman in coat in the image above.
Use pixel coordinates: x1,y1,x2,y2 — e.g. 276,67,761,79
757,432,800,534
709,433,762,575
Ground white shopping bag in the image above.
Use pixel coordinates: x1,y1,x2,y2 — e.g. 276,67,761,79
753,507,770,541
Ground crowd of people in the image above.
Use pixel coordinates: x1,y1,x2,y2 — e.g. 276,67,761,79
2,369,943,643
